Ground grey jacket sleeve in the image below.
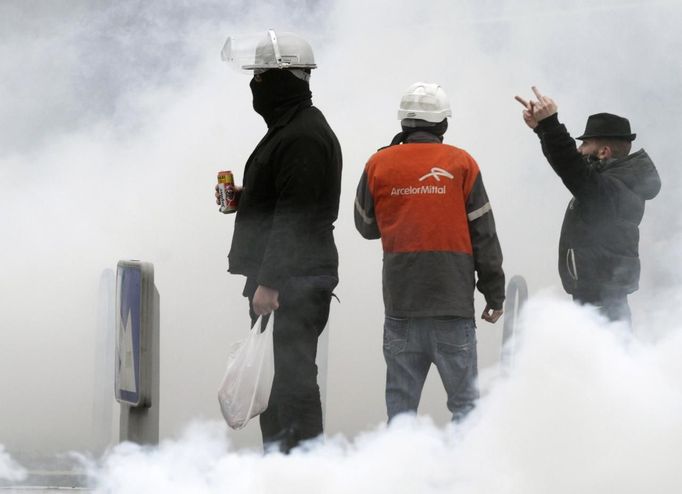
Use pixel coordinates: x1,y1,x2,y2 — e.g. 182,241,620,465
354,169,381,239
466,173,505,310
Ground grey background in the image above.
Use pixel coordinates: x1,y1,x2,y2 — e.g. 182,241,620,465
0,0,680,457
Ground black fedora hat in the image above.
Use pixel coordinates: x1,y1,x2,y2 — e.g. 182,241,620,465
577,112,636,141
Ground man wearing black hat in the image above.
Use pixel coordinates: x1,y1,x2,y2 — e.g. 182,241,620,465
515,86,661,323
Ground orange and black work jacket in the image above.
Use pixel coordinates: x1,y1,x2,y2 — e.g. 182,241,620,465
354,135,505,318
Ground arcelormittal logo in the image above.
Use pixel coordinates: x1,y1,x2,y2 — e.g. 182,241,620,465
419,167,454,182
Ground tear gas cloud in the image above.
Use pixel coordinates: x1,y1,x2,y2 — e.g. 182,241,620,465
0,445,26,482
12,298,682,492
0,0,681,486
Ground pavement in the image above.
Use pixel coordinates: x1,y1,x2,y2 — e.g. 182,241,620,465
0,455,91,493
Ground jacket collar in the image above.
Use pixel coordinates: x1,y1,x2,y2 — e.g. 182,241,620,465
404,130,442,144
598,149,660,200
596,149,645,172
249,100,313,159
266,99,313,133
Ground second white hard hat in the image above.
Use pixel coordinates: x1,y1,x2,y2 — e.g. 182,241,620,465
397,82,452,123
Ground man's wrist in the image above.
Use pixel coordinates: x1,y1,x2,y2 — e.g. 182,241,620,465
536,112,560,131
256,272,284,292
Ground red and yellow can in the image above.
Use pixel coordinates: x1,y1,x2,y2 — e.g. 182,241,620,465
217,170,238,214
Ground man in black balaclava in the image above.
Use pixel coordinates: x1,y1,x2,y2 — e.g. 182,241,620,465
221,31,342,454
249,68,311,127
516,86,661,325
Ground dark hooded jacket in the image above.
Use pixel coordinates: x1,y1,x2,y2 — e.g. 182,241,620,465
534,114,661,300
228,74,342,292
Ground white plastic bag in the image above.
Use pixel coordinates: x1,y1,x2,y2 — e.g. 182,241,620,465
218,313,275,430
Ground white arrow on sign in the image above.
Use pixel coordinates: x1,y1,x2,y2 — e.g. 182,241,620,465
118,307,137,394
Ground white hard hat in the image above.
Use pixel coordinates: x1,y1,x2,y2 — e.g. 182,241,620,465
221,29,316,72
397,82,452,123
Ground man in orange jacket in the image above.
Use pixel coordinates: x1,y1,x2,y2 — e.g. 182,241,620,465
355,82,505,421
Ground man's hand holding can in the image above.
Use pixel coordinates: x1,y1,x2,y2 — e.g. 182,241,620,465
216,170,241,214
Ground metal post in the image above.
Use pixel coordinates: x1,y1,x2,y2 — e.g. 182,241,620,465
92,269,115,453
501,275,528,370
115,260,160,445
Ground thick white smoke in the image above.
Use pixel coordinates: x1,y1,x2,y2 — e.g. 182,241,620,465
0,446,26,483
1,0,681,486
83,298,682,493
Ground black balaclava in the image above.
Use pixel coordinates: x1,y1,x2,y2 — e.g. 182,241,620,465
389,119,448,146
249,69,312,127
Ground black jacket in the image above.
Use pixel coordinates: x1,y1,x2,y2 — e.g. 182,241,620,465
535,114,661,300
228,101,342,291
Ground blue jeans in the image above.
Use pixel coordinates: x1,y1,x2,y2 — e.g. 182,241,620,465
383,315,478,422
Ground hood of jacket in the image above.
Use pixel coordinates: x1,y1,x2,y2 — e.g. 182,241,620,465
599,149,661,201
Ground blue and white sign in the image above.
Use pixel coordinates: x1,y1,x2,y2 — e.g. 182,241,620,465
115,264,142,406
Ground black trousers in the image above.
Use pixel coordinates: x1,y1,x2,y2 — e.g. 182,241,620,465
247,280,333,453
573,293,632,326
